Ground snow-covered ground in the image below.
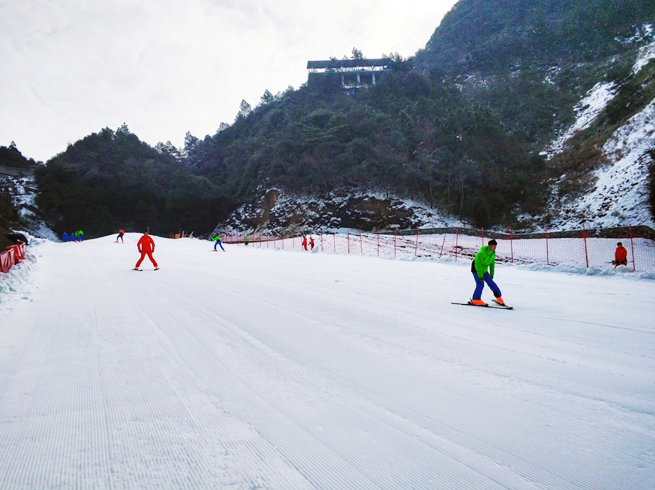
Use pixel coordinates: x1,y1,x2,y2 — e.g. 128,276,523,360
0,234,654,489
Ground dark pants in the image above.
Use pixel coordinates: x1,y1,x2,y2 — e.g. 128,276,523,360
214,240,224,251
472,272,501,300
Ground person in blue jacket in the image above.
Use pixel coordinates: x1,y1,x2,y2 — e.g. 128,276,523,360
62,232,68,242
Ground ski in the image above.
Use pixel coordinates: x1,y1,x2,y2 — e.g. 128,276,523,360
451,302,514,310
492,299,512,309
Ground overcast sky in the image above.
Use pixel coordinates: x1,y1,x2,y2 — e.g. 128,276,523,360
0,0,458,162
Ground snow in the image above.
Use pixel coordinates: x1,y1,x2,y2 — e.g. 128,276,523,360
632,25,655,75
543,81,617,159
0,234,653,489
546,98,655,230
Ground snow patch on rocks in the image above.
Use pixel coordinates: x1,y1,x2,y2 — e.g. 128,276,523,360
546,99,655,230
543,81,617,159
632,25,655,74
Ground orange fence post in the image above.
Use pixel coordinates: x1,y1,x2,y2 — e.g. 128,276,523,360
394,228,397,258
415,229,420,256
509,227,514,263
629,225,636,271
582,223,589,268
439,234,446,259
377,227,380,257
455,228,459,262
545,225,549,266
359,229,363,254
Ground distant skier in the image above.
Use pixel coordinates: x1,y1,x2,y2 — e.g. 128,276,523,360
213,234,225,251
302,236,308,251
614,242,628,268
77,230,84,242
244,236,250,246
134,231,159,270
116,229,125,243
62,232,68,242
470,239,505,306
309,236,315,250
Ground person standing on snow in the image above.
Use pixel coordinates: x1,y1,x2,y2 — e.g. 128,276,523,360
116,229,125,243
62,232,68,242
77,230,84,242
213,234,225,251
309,236,315,250
470,239,505,306
134,231,159,270
244,236,250,246
302,236,308,251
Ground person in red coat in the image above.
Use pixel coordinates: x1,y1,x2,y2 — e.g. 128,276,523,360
614,242,628,268
302,236,308,251
134,231,159,270
309,236,315,250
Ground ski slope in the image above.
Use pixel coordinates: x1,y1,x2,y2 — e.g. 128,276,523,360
0,234,654,489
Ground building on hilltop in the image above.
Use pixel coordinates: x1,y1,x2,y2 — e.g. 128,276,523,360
307,58,392,91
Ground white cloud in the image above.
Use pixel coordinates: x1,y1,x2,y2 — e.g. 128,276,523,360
0,0,456,161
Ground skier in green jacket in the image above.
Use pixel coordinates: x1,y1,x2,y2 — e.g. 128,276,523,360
470,239,505,306
213,234,225,251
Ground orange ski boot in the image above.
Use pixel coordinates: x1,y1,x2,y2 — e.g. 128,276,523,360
470,299,486,306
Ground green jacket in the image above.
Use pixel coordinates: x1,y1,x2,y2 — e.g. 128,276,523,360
473,245,495,279
213,235,221,241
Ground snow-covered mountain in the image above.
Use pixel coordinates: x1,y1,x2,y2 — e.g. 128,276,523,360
534,32,655,230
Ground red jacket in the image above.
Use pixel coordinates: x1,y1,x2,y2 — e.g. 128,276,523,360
615,246,627,262
138,235,155,253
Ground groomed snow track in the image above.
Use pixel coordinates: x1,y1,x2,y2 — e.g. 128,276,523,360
0,234,653,489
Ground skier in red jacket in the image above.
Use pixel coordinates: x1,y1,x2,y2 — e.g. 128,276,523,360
302,236,308,251
134,231,159,270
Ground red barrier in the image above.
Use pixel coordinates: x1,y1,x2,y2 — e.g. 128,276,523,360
0,249,14,273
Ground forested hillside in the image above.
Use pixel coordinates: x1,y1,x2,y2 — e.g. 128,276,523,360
33,125,229,237
28,0,655,237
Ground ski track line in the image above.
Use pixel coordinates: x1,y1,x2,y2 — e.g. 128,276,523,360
90,259,335,489
147,263,615,490
143,278,553,490
182,262,654,441
86,246,519,490
87,268,305,489
137,275,524,490
111,270,393,490
198,256,654,375
172,251,652,488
